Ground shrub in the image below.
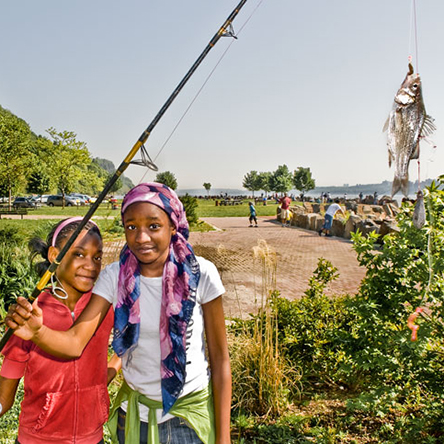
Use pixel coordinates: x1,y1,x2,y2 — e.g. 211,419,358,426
0,228,40,311
345,178,444,435
272,258,359,390
179,194,198,225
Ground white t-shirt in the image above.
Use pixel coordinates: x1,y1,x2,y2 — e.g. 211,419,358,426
93,256,225,422
325,203,342,217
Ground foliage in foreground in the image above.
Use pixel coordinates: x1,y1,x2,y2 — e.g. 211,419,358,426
231,178,444,442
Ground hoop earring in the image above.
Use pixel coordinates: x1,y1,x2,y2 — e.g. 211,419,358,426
50,273,68,300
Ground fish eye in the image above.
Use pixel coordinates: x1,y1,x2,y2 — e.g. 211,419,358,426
412,83,418,88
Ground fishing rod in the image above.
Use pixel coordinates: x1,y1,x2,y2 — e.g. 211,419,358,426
0,0,248,352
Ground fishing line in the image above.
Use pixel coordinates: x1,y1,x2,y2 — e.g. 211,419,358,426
138,0,265,184
409,0,419,73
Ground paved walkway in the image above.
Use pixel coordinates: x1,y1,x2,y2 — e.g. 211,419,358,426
91,216,367,319
189,217,366,318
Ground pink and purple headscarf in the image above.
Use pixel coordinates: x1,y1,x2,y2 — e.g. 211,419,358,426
113,182,200,414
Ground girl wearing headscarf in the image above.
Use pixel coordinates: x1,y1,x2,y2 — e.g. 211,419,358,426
6,183,231,444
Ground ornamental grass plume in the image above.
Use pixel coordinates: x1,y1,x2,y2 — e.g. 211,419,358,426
230,239,301,418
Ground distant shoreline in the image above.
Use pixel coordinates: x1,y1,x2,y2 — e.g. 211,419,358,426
177,179,433,200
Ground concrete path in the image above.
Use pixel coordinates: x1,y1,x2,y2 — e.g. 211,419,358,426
189,217,366,318
92,215,367,318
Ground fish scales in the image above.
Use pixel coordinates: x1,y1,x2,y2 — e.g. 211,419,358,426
384,63,435,197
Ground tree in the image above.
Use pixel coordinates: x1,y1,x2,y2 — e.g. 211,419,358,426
203,182,212,196
0,107,33,207
92,157,134,194
293,167,315,196
27,171,51,195
258,172,272,196
155,171,178,190
27,135,54,195
243,171,261,197
46,128,97,207
270,165,293,195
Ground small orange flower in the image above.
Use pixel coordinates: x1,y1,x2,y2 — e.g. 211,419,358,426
407,307,424,341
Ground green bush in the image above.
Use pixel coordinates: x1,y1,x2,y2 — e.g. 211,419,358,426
180,194,198,225
344,178,444,436
0,227,40,311
272,258,359,390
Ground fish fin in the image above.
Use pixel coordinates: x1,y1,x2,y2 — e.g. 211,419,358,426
391,177,401,197
421,115,436,136
383,116,389,133
408,63,414,75
388,150,394,167
392,176,410,197
410,142,420,160
401,177,410,197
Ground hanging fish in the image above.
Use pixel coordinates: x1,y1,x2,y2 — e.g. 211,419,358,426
383,63,436,197
412,189,426,229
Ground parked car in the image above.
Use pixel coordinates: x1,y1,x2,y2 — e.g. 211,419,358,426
13,197,36,209
70,193,90,205
35,194,50,203
46,195,80,207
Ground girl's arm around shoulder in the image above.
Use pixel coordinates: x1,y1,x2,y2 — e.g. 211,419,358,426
5,294,112,360
0,376,20,418
202,296,232,444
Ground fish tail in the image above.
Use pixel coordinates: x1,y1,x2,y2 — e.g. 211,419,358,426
392,176,410,197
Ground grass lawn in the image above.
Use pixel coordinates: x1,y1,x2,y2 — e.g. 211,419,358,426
196,198,286,218
30,203,120,218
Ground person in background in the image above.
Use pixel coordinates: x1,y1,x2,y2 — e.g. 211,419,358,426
279,193,291,227
319,199,345,237
0,217,117,444
248,201,258,228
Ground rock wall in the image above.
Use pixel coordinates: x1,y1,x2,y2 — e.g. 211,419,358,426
278,200,400,240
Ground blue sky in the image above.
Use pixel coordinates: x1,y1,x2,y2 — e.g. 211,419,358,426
1,0,443,190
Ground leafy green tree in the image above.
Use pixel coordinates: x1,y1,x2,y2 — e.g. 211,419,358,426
258,172,272,196
79,160,109,195
108,175,123,194
27,136,54,195
293,167,315,195
203,182,211,196
46,128,97,207
155,171,178,190
0,107,33,207
242,170,261,197
92,157,134,194
27,171,51,195
270,165,293,194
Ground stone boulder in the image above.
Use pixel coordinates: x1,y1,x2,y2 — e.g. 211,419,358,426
303,202,313,213
309,213,324,231
330,219,345,237
379,219,400,237
295,214,310,230
344,215,363,239
290,205,306,216
356,218,380,236
382,203,399,218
